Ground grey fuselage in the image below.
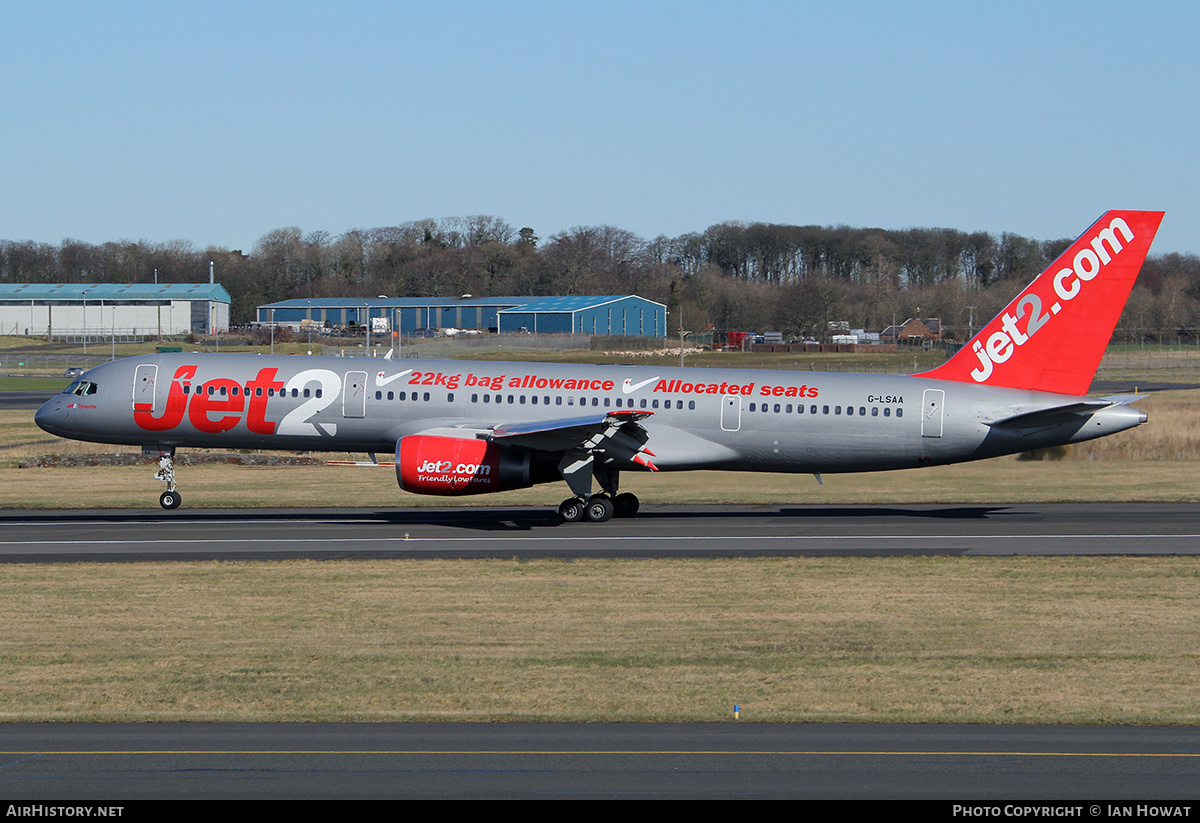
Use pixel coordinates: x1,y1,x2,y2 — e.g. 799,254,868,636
34,352,1145,477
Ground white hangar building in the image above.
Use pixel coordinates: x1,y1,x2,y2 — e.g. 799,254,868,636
0,284,231,338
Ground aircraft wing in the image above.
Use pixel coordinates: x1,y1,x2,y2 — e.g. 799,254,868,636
489,409,658,470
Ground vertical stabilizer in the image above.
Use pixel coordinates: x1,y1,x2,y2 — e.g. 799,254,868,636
916,210,1164,395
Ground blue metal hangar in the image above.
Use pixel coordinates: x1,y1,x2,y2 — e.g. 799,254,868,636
256,295,667,337
0,283,231,337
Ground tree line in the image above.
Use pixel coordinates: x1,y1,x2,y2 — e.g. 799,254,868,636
3,215,1198,342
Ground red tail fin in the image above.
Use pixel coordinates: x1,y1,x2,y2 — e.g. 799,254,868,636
916,210,1164,395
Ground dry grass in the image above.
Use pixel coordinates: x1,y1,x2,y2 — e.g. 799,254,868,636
4,458,1200,509
0,557,1195,723
1070,390,1200,461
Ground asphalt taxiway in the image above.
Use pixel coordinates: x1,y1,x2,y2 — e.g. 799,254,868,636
0,502,1197,562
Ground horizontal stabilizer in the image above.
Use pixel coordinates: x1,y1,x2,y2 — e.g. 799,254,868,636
1097,394,1149,406
984,396,1145,429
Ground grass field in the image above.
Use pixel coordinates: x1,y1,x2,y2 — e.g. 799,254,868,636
2,557,1197,723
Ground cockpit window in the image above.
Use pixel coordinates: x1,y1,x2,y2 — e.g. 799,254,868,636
63,380,98,397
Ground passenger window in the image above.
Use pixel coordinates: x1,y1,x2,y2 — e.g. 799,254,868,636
689,400,696,410
884,408,891,417
896,408,903,418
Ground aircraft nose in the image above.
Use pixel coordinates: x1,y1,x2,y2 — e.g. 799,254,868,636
34,396,69,437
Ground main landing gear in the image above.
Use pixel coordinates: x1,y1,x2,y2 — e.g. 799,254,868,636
556,451,645,523
152,447,182,509
557,492,639,523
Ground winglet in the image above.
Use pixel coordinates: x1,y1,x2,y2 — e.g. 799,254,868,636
915,211,1164,395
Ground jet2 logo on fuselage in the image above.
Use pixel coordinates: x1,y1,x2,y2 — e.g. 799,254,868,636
134,365,342,436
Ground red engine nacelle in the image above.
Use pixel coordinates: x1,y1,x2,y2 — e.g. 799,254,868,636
397,435,536,496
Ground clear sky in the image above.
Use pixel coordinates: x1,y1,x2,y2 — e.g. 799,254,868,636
2,1,1195,254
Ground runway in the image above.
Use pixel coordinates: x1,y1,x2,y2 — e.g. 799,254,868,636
2,722,1198,799
0,502,1197,562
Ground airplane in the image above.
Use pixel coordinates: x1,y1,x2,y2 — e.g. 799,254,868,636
35,210,1164,522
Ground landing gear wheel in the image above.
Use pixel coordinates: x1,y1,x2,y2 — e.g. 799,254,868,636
584,495,614,523
613,492,640,517
159,490,182,510
558,497,585,522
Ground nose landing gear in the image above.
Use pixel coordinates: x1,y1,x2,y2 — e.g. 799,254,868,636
150,447,182,509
